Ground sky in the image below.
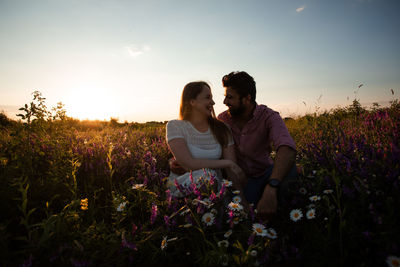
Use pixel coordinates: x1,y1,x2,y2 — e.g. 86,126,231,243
1,0,399,122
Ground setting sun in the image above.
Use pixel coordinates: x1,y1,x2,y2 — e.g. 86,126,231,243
64,86,120,121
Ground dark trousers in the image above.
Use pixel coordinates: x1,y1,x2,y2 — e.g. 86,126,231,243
244,164,298,206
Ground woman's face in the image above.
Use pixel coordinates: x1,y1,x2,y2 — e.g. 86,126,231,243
190,86,215,117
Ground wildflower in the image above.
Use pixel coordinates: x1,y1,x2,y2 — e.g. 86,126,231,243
386,255,400,267
80,198,88,210
150,203,158,224
252,223,267,236
117,202,127,212
202,212,215,226
323,189,333,194
266,228,278,239
232,190,240,194
218,240,229,248
164,215,171,227
248,233,255,245
299,187,307,194
232,195,241,203
232,216,241,224
224,229,233,238
309,195,321,202
222,179,232,187
132,184,144,190
250,250,258,257
228,202,243,212
290,209,303,222
161,236,167,250
306,208,316,219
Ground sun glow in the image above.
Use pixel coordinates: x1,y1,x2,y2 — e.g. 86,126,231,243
64,86,120,121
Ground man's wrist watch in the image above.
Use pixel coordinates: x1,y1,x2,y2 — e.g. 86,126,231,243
268,178,281,188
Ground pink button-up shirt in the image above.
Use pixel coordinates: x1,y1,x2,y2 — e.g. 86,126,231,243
218,104,296,177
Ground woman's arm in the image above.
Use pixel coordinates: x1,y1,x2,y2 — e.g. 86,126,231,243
168,138,234,171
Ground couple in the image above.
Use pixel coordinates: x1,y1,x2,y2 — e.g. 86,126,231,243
166,71,297,219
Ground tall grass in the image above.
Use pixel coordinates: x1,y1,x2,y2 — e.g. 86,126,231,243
0,92,399,266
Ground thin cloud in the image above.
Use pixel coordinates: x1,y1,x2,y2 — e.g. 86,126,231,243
296,5,306,13
126,45,151,57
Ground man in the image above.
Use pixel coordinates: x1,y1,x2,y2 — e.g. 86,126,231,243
217,71,297,219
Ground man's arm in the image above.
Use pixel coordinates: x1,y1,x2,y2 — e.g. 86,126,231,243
257,145,296,219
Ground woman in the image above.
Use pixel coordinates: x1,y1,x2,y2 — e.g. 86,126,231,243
166,81,245,197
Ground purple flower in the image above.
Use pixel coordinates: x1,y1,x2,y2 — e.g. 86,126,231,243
150,203,158,224
164,215,171,227
247,233,255,246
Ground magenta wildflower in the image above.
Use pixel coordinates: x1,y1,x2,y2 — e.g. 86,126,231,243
164,215,171,227
150,203,158,224
219,183,226,197
165,189,172,208
209,191,217,202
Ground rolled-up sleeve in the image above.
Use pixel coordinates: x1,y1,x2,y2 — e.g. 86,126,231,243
267,112,296,151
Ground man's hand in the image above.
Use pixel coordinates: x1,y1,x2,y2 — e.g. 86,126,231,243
168,158,186,175
256,186,278,221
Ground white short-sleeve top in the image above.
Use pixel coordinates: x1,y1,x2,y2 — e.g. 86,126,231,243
166,119,233,159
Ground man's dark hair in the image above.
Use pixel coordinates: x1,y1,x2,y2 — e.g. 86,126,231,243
222,71,256,103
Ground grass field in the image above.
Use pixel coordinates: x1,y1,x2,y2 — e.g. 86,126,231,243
0,92,399,266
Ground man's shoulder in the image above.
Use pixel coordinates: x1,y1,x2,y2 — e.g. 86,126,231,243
217,110,230,122
254,104,280,119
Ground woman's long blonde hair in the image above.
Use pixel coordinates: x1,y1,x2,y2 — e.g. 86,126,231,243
180,81,230,148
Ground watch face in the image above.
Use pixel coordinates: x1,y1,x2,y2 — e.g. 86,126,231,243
269,179,280,187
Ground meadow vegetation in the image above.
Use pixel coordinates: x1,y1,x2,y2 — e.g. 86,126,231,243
0,91,399,266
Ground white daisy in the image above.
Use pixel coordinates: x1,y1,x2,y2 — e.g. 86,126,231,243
309,195,321,202
222,179,233,187
252,223,267,237
232,195,241,203
117,202,127,212
224,229,233,238
290,209,303,222
132,184,144,190
232,190,241,194
266,228,278,239
306,208,316,219
250,250,258,257
386,255,400,267
217,240,229,248
299,187,307,195
228,202,243,211
323,189,333,194
202,212,215,226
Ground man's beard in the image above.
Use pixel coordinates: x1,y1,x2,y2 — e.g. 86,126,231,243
228,100,245,118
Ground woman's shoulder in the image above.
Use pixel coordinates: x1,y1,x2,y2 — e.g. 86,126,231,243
167,119,188,129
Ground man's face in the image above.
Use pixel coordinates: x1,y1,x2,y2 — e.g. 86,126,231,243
223,87,245,117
